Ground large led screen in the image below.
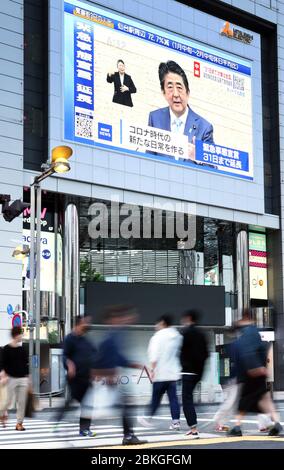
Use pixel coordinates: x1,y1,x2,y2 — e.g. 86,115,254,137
64,0,253,180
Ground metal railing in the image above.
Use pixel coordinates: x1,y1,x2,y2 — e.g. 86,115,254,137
33,389,65,408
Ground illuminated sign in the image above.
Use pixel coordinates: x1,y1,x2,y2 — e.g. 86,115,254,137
22,230,55,292
249,233,268,300
64,0,254,180
220,21,253,45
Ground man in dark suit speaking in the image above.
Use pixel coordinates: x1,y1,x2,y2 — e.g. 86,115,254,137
148,61,214,162
107,60,137,108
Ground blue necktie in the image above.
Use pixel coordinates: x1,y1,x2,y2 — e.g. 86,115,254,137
173,118,182,133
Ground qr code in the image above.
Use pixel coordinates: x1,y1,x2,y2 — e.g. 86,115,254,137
233,75,244,91
75,113,94,139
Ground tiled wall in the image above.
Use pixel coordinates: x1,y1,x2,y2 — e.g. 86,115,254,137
0,0,24,344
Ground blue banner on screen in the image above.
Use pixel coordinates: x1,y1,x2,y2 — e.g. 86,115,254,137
64,0,254,180
195,141,249,172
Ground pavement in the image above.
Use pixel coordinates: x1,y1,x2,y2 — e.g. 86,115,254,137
1,402,284,449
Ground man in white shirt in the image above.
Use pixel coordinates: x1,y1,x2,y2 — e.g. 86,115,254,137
138,314,182,430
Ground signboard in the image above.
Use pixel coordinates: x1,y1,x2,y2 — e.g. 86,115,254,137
220,21,253,45
12,313,22,328
22,230,55,292
249,232,268,300
6,304,14,316
64,0,253,180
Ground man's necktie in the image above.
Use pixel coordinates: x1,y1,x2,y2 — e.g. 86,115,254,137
173,118,182,133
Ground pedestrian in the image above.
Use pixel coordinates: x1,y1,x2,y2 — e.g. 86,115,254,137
0,326,30,430
227,310,283,437
93,305,147,446
55,316,97,437
138,314,182,430
214,330,273,433
180,310,209,439
214,327,240,432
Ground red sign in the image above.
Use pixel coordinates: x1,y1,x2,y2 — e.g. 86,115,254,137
194,61,200,78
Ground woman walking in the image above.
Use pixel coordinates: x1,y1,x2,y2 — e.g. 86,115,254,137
0,326,30,430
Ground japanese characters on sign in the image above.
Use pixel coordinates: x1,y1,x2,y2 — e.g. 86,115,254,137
63,0,254,181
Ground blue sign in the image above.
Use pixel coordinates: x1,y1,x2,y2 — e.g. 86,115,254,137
42,249,51,260
32,355,39,368
12,314,22,327
7,304,14,316
98,123,112,141
195,141,250,179
64,2,251,76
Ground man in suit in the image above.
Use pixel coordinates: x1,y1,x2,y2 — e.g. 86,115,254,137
148,60,214,162
107,60,137,107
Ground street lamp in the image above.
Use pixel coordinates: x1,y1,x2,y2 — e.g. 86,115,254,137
12,245,30,260
29,145,73,393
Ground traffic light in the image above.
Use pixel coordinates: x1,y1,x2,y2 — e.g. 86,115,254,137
0,194,30,222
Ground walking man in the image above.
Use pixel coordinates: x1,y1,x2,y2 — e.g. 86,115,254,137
55,316,97,436
139,314,182,430
180,310,208,438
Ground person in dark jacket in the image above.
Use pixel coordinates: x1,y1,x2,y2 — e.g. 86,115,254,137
0,327,29,430
55,316,97,436
93,305,147,446
228,310,282,437
106,60,137,107
180,310,208,439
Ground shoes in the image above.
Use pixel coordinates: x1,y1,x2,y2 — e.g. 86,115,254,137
227,426,242,437
0,414,7,428
137,416,153,428
122,434,148,445
169,422,181,431
185,430,199,439
79,429,96,437
15,423,26,431
268,422,283,436
215,425,229,432
259,427,269,432
52,424,60,433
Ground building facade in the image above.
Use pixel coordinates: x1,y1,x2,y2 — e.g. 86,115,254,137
1,0,284,396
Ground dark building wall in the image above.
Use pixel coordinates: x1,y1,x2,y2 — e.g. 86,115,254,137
86,282,225,326
24,0,48,170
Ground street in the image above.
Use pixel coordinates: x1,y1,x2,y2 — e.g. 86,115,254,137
0,404,283,449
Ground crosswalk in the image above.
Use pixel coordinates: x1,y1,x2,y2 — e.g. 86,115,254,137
0,415,283,448
0,417,214,449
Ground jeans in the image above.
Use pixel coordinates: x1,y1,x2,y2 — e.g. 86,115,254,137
150,381,180,420
55,377,92,431
182,375,200,428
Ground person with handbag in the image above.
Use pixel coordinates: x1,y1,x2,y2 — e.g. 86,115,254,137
0,370,8,427
0,326,30,431
55,316,97,437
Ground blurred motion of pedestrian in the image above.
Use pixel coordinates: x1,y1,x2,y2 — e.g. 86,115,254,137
55,316,97,437
93,305,148,446
214,326,240,432
0,326,30,430
228,310,283,437
180,310,209,439
138,314,182,430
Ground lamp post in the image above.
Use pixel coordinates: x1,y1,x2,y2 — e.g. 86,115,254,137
29,146,73,393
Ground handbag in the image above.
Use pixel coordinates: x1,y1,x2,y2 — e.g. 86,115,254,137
81,380,119,419
25,390,35,418
0,382,8,411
